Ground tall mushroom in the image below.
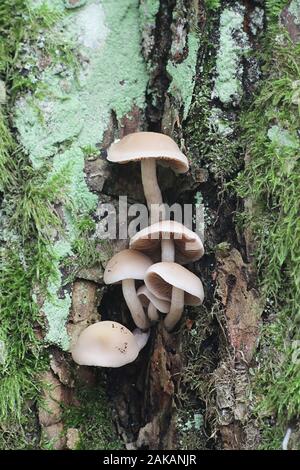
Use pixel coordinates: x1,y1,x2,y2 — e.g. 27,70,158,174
145,262,204,332
130,220,204,264
137,285,170,322
104,249,152,330
107,132,189,221
72,321,149,367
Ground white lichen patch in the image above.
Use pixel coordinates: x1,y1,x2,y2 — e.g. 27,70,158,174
250,7,264,36
213,5,249,105
267,125,299,149
209,107,233,136
44,240,73,350
288,0,300,25
76,2,108,49
0,340,6,365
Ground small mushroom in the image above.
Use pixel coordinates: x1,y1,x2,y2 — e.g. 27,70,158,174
145,262,204,332
137,285,170,322
130,220,204,263
107,132,189,220
104,249,152,330
72,321,149,367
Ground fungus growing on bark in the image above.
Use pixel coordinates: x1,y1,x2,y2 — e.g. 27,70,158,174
137,285,170,322
107,132,189,220
130,220,204,264
145,262,204,331
72,321,149,367
104,249,152,330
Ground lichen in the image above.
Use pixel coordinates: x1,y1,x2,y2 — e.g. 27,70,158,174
209,107,233,136
213,6,249,105
14,0,149,348
43,240,72,350
139,0,159,58
288,0,300,25
267,124,299,149
167,32,199,119
250,7,264,36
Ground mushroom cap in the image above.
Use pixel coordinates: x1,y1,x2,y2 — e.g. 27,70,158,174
107,132,189,174
137,285,170,314
72,321,146,367
104,249,153,284
130,220,204,264
145,262,204,305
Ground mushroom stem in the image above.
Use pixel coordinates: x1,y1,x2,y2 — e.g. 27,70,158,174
122,279,150,330
161,239,175,262
132,328,150,351
141,159,165,221
147,302,159,322
164,287,184,332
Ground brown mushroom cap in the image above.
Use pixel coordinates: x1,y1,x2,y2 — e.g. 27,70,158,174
145,262,204,305
72,321,146,367
137,285,170,314
107,132,189,174
104,249,153,284
130,220,204,264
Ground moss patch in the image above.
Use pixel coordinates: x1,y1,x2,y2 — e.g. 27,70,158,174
235,10,300,448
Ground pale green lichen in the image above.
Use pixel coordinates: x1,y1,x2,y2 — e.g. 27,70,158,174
209,107,233,136
167,32,199,119
139,0,159,28
44,240,73,350
213,6,249,105
288,0,300,25
250,7,264,35
267,125,299,149
139,0,159,57
15,0,149,348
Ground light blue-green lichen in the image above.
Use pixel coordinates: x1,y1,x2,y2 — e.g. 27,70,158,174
139,0,160,57
139,0,159,28
43,240,73,350
267,125,299,149
167,32,199,119
213,6,249,105
250,7,264,35
15,0,149,348
209,107,233,136
288,0,300,25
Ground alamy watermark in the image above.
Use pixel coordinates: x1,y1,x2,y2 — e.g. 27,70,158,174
93,196,205,242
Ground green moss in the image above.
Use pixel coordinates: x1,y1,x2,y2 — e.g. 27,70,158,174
63,383,123,450
167,32,199,119
204,0,221,11
213,6,249,105
234,23,300,448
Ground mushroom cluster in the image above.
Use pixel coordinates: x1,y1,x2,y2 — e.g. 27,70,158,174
72,132,204,368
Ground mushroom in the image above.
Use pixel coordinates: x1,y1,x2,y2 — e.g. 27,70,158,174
145,262,204,332
130,220,204,264
107,132,189,220
137,285,170,322
72,321,149,367
104,249,152,330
